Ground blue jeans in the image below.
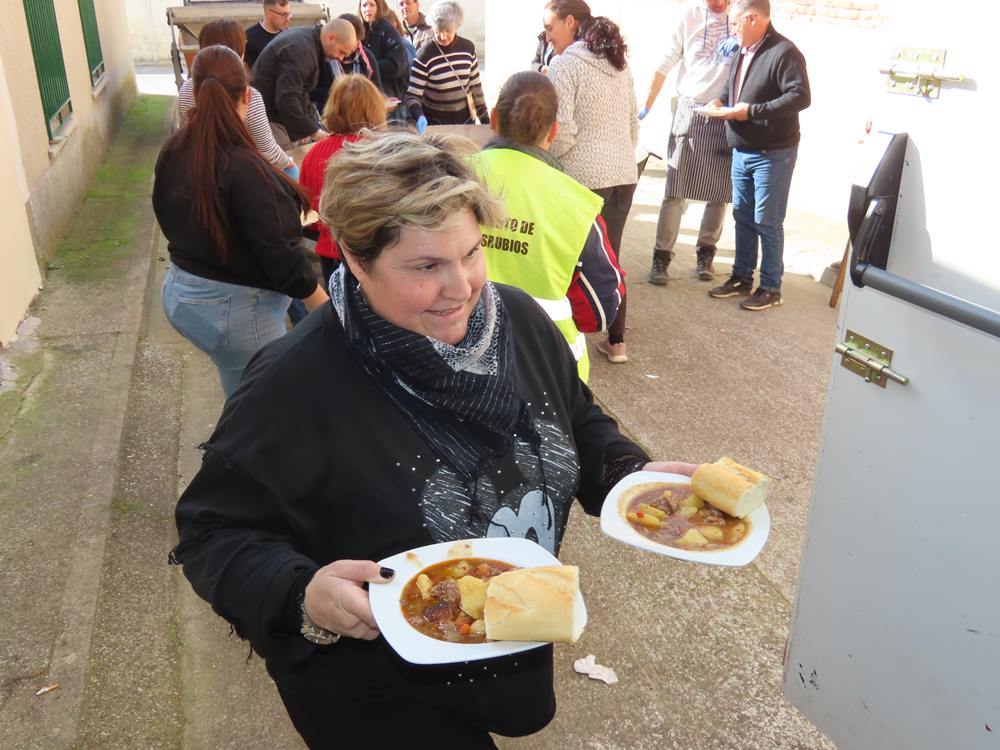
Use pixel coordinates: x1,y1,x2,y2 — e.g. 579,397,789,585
731,146,798,291
162,265,290,399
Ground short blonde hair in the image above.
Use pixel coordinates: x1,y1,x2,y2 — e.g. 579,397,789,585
319,130,505,268
322,75,387,135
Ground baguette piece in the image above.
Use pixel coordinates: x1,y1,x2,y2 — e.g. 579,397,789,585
690,457,769,519
484,565,582,643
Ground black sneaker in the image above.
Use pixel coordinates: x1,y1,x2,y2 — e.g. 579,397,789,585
649,253,670,285
740,287,784,310
696,246,716,281
708,275,752,298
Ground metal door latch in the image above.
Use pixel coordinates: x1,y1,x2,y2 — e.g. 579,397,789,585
835,331,910,388
881,48,964,98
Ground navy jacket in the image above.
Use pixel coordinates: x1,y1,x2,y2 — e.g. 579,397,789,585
721,24,810,151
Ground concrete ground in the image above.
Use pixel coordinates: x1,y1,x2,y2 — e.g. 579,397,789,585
0,93,842,749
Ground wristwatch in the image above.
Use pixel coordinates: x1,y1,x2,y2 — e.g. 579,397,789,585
298,596,340,646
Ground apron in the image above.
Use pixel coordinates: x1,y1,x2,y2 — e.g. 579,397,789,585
665,95,732,204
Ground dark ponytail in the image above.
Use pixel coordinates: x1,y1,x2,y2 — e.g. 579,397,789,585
495,71,558,147
165,44,309,258
545,0,628,71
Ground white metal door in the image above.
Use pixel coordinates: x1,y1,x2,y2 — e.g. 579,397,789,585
783,5,1000,749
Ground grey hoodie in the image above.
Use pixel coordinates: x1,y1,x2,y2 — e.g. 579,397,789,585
548,41,639,190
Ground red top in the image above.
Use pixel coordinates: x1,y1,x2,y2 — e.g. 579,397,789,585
299,134,361,259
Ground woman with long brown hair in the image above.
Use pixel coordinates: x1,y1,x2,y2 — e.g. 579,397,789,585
544,0,638,363
176,19,296,176
300,74,387,286
154,45,327,399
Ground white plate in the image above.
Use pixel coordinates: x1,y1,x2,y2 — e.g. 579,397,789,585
371,537,588,665
599,471,770,567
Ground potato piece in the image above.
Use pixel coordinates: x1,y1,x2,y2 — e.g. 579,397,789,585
470,619,486,636
416,573,433,600
451,560,471,577
676,528,709,547
729,523,747,541
627,510,662,528
678,506,698,519
456,575,488,619
681,494,705,509
638,503,667,519
660,490,674,498
698,525,725,542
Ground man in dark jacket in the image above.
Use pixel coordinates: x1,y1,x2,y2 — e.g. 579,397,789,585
708,0,810,310
310,14,383,112
252,19,357,148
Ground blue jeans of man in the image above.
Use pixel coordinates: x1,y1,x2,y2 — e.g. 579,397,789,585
162,265,289,399
731,145,798,291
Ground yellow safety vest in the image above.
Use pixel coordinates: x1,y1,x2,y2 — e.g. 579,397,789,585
472,148,603,382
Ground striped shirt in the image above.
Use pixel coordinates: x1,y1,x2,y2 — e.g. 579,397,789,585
177,80,290,170
405,35,488,125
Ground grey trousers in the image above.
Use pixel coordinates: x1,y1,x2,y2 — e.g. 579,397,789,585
653,196,727,259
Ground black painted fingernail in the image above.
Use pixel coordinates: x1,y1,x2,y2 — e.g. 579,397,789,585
380,566,395,579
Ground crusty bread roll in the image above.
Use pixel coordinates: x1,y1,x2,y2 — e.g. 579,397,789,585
484,565,582,643
691,457,769,518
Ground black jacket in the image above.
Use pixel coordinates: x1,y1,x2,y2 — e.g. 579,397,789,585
363,18,410,100
171,285,648,740
720,24,810,151
152,144,317,299
309,44,383,111
251,25,325,142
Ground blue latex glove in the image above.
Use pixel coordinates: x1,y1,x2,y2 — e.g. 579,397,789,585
637,106,650,120
718,36,740,57
415,115,428,134
282,162,300,181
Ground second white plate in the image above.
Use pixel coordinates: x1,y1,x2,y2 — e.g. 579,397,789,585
599,471,770,567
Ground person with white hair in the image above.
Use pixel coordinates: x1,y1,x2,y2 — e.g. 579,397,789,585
405,0,488,131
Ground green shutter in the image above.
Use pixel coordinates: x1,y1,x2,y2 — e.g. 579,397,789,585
22,0,72,139
77,0,104,86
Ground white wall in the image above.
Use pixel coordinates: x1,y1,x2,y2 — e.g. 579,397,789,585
124,0,174,62
0,0,136,345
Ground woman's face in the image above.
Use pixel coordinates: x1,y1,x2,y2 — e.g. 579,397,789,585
542,9,576,55
350,210,486,346
360,0,379,23
435,27,456,46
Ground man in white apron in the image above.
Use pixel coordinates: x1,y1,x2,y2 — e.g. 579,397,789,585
640,0,736,286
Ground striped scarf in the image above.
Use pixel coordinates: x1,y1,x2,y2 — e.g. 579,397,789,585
330,265,532,484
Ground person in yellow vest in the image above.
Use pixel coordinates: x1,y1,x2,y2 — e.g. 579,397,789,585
472,71,625,382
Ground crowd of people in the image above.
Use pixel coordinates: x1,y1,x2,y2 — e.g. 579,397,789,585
153,0,809,746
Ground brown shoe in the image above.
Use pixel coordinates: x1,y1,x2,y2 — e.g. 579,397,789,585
740,287,784,310
648,253,670,285
708,275,752,298
696,246,716,280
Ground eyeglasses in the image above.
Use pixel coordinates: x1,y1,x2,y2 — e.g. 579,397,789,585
267,7,292,19
732,13,754,28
